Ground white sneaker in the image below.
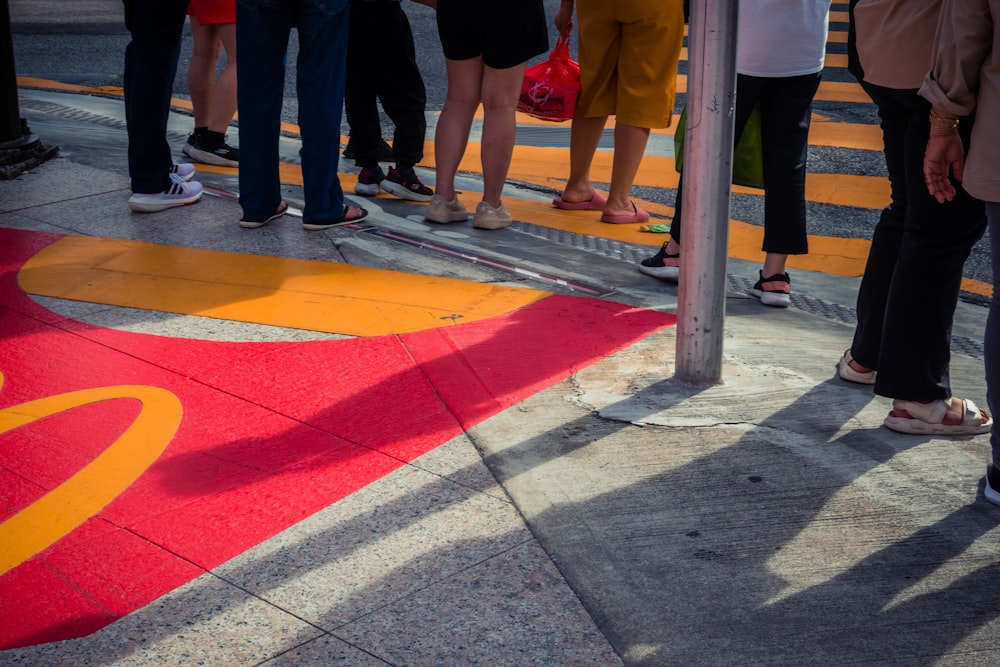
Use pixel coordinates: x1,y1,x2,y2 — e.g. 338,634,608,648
170,162,196,182
473,200,512,230
128,173,203,213
986,465,1000,506
425,194,468,223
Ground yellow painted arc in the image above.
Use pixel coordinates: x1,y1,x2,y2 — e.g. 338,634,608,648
0,385,183,576
18,236,552,336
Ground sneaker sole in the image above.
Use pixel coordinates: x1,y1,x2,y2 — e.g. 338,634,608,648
381,179,433,202
128,192,202,213
638,264,679,282
752,289,791,308
425,211,469,223
985,467,1000,505
354,183,383,197
185,146,239,168
473,218,512,230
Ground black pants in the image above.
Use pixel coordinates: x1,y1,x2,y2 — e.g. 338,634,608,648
670,72,821,256
344,1,426,170
122,0,189,193
851,82,986,400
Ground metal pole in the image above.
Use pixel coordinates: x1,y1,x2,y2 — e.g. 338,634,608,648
0,0,22,143
674,0,739,385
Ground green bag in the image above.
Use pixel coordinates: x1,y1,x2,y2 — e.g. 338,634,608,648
673,103,764,189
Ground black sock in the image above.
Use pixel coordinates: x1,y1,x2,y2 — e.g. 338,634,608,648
396,165,416,179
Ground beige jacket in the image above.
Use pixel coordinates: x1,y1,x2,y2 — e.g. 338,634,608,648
854,0,941,89
919,0,1000,203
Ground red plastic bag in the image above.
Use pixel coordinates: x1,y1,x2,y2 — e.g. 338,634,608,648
517,33,580,123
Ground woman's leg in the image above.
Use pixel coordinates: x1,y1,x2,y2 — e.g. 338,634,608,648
559,116,607,203
986,201,1000,470
479,61,526,207
433,57,483,202
756,73,821,277
187,16,222,130
872,90,985,401
207,23,237,135
604,122,650,217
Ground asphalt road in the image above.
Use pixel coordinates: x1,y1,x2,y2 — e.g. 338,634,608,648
6,0,994,296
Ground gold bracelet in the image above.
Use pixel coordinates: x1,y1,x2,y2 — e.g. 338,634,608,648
929,109,960,131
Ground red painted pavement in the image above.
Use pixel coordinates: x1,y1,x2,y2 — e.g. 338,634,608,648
0,228,675,649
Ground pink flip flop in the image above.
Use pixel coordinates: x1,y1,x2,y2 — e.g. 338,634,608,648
601,202,650,224
552,193,608,211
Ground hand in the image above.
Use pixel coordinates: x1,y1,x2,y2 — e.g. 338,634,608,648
923,131,964,203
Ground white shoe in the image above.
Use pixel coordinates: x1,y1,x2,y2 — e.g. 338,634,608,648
128,173,203,213
473,200,512,230
170,162,196,182
425,194,468,223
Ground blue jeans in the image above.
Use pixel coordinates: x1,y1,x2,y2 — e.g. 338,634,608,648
850,83,986,401
122,0,189,194
986,201,1000,465
236,0,350,224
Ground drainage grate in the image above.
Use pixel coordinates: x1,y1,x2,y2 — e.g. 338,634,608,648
511,220,985,360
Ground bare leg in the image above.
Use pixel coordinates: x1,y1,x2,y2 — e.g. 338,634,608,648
763,252,788,276
206,23,237,134
479,62,527,208
434,57,483,201
559,115,606,203
186,17,222,129
604,121,650,217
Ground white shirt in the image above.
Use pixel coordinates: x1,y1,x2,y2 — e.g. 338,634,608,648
737,0,832,77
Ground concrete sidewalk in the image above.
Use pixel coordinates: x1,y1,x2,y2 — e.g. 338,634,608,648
2,88,999,666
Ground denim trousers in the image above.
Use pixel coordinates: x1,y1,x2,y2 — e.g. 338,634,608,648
345,1,426,170
122,0,190,194
986,201,999,464
236,0,350,224
851,82,986,401
670,72,820,256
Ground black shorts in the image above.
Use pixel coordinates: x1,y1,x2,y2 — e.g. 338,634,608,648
436,0,548,69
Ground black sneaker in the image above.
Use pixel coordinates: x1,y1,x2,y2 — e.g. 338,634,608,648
381,167,433,202
750,270,791,308
638,243,680,281
355,166,386,196
183,132,239,167
344,139,393,163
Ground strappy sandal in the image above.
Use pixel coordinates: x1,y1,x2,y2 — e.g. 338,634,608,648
883,397,993,436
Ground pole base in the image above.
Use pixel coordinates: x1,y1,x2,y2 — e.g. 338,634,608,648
0,126,59,180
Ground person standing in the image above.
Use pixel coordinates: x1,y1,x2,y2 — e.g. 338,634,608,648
123,0,203,213
551,0,685,225
638,0,830,309
347,0,434,202
183,0,239,167
424,0,548,230
235,0,367,229
920,0,1000,500
835,0,991,436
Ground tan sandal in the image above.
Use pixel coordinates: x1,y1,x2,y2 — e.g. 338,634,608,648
837,349,875,385
884,397,993,436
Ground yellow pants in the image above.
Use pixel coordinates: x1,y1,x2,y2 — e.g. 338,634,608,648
575,0,685,128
